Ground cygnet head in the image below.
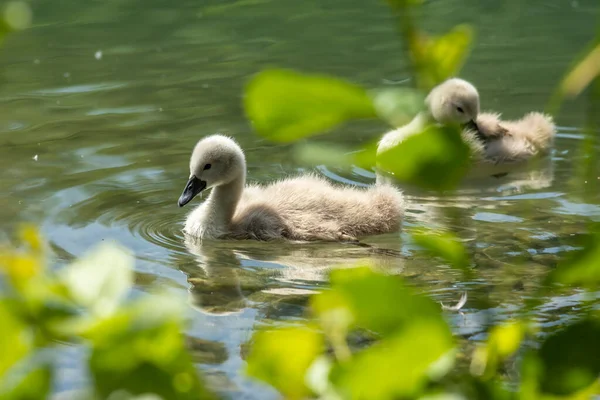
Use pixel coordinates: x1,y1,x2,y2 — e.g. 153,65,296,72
178,134,246,207
426,78,480,130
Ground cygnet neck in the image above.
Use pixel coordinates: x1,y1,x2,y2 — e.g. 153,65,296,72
205,168,246,229
378,111,434,154
415,110,435,125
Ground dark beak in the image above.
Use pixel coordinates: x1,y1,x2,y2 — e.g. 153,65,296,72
463,119,479,132
178,175,207,207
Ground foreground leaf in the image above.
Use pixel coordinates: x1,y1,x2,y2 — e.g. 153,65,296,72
87,296,212,400
312,267,447,337
537,317,600,396
371,87,425,127
0,253,42,292
61,242,134,318
423,25,474,89
246,326,323,400
0,362,52,400
331,319,454,399
0,302,31,378
559,43,600,99
375,124,471,191
470,320,526,379
244,69,376,142
404,24,473,91
546,233,600,289
0,1,32,39
293,142,355,167
411,228,470,271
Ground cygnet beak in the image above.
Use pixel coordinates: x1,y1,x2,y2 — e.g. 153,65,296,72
463,119,479,132
178,176,207,207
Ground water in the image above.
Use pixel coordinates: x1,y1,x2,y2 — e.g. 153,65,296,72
1,0,600,398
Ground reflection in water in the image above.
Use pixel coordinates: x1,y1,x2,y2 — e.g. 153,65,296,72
182,234,406,316
387,153,556,231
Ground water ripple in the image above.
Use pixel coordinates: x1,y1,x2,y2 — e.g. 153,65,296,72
30,82,128,96
126,208,187,254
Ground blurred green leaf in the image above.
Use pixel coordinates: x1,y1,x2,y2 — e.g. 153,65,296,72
61,242,134,318
293,142,355,168
559,43,600,99
0,1,32,38
375,125,471,191
403,24,473,91
425,25,473,88
88,295,212,400
310,268,455,398
353,140,378,171
371,87,425,127
470,320,526,379
312,267,448,337
537,317,600,396
244,69,376,142
330,319,454,399
246,326,323,399
549,39,600,113
546,233,600,289
0,253,42,293
411,228,470,271
0,363,52,400
84,292,184,344
0,301,31,378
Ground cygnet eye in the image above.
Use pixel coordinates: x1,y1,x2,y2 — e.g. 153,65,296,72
203,164,212,170
456,106,464,113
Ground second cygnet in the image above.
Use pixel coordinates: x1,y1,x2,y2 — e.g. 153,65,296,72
377,78,556,177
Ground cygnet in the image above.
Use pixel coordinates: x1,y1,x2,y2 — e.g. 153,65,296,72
178,134,404,242
377,78,556,177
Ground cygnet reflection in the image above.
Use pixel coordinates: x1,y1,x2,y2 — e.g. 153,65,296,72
377,154,555,231
182,233,405,317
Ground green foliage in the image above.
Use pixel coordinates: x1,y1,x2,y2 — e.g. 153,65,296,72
370,87,425,127
470,321,527,380
242,0,475,192
537,318,600,396
89,315,211,400
0,1,31,42
292,142,355,168
0,301,31,378
312,267,447,337
375,124,471,191
546,233,600,289
244,69,376,142
246,327,323,399
549,39,600,113
243,69,472,192
246,263,600,399
61,242,133,318
239,2,600,398
411,228,470,271
0,363,52,400
329,319,454,399
411,25,474,91
385,0,473,91
247,267,456,400
0,227,213,400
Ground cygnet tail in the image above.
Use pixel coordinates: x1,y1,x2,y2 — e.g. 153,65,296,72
517,112,556,152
